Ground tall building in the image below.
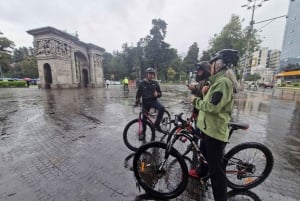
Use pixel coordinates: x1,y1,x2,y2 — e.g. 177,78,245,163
279,0,300,82
249,48,280,83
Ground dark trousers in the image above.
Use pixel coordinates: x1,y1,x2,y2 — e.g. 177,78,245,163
199,134,227,201
142,101,164,130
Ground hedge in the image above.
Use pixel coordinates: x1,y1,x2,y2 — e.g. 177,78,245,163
0,81,27,88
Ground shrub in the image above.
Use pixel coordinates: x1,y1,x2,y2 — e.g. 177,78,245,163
0,81,26,88
293,83,299,87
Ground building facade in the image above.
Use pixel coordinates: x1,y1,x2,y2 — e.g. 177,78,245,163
279,0,300,82
248,47,280,83
27,27,105,89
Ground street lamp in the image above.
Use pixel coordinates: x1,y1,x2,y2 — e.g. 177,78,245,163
241,0,269,81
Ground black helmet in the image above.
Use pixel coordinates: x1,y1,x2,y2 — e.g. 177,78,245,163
195,61,211,82
209,49,239,66
196,61,210,72
146,67,155,74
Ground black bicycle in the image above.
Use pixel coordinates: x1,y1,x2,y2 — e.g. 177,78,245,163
123,105,171,152
132,114,274,199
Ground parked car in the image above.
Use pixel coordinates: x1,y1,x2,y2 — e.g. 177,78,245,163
262,82,274,88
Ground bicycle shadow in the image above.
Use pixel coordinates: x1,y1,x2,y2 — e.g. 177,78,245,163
124,152,135,171
125,153,262,201
134,189,262,201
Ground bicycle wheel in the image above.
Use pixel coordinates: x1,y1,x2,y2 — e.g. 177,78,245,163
133,141,188,199
224,142,274,190
160,110,171,133
167,126,193,157
227,190,262,201
123,119,155,152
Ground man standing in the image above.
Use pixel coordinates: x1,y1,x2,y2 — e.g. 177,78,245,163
135,67,165,139
190,49,239,201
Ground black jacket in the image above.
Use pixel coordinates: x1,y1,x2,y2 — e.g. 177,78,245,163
136,79,162,103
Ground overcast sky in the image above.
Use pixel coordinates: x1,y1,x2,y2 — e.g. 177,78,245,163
0,0,289,55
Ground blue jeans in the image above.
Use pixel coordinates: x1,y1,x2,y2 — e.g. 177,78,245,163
142,101,165,128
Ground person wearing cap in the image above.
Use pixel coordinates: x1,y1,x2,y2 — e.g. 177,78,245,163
135,67,165,139
190,49,239,201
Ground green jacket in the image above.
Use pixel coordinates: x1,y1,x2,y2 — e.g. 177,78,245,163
193,71,233,142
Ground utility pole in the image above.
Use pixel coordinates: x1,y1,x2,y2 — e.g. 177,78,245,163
241,0,269,83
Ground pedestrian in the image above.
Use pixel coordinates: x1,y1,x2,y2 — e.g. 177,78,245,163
190,49,239,201
26,80,30,87
186,61,211,172
105,79,110,88
135,67,165,140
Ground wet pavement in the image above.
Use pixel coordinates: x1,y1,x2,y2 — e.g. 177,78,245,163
0,85,299,201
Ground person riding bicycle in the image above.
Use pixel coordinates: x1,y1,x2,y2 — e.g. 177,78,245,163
123,77,129,90
135,67,165,140
190,49,239,201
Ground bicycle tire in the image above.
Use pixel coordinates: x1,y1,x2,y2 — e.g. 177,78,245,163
167,126,193,156
224,142,274,190
123,119,155,152
160,110,171,133
227,190,262,201
133,141,188,199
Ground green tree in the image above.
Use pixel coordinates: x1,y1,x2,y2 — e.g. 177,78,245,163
13,47,29,62
144,19,170,79
204,15,261,59
183,42,199,73
0,32,14,76
244,73,261,81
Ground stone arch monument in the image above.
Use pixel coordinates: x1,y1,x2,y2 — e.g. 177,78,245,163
27,26,105,89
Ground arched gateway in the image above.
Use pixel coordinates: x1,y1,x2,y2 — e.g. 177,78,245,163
27,26,105,89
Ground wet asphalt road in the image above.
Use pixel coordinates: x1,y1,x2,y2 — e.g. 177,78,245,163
0,85,299,201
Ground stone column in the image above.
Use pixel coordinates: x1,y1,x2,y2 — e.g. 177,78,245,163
88,53,96,86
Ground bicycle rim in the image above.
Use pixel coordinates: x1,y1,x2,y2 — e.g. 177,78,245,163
133,142,188,199
123,119,155,152
224,142,273,190
169,127,193,157
160,110,171,132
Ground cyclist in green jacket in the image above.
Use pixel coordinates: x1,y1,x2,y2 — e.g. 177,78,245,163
190,49,239,201
123,77,129,91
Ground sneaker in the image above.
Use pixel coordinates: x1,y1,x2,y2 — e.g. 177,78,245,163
138,133,145,141
188,169,199,178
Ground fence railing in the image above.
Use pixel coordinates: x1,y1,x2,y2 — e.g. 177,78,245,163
271,88,300,102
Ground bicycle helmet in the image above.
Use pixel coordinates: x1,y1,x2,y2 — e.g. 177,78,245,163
146,67,155,74
209,49,239,66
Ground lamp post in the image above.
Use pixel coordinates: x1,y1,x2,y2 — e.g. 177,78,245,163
241,0,269,82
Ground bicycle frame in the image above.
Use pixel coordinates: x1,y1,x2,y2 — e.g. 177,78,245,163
165,118,251,180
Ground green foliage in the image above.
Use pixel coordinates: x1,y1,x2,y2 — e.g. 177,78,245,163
244,73,261,81
281,83,286,87
0,33,14,75
0,80,26,88
167,67,176,81
13,47,30,62
183,42,199,72
201,15,261,60
7,55,38,78
293,83,299,87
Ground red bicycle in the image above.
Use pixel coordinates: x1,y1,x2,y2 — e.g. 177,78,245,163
123,104,171,152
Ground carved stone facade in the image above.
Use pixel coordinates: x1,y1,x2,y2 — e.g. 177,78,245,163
27,26,105,89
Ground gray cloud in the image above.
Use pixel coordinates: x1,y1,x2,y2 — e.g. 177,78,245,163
0,0,288,54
